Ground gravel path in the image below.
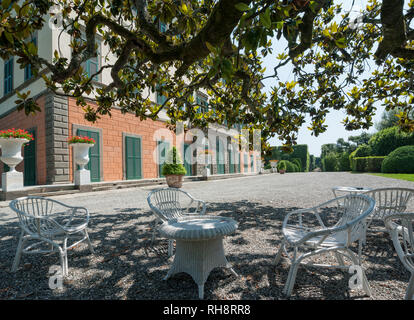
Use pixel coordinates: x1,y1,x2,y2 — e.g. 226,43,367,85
0,172,413,300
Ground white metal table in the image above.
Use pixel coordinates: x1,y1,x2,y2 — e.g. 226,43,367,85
332,186,372,198
159,215,238,299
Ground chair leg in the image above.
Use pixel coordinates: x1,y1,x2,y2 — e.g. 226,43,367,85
84,230,95,254
11,231,26,272
405,274,414,300
283,262,300,297
59,248,67,277
168,240,174,257
275,239,285,265
335,252,345,267
62,239,68,277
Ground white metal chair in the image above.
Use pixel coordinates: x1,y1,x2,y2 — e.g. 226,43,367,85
363,187,414,230
10,196,94,276
275,194,375,297
147,188,206,256
384,213,414,300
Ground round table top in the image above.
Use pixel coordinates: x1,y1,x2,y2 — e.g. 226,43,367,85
332,186,372,193
159,215,238,241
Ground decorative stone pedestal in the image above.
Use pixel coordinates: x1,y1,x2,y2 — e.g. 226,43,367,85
71,143,94,187
2,171,24,192
75,169,91,186
0,137,29,192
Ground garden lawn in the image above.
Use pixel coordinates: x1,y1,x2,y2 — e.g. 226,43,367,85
367,173,414,182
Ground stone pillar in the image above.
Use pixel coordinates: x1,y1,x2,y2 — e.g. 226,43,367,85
45,93,70,184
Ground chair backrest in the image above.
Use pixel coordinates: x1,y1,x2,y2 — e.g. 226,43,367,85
363,188,414,220
332,194,375,243
147,188,193,221
10,196,72,236
384,213,414,274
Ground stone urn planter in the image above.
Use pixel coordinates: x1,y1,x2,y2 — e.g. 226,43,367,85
0,137,30,191
269,160,278,173
165,174,184,188
68,136,95,186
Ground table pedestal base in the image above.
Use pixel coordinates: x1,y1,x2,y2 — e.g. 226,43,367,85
164,237,238,299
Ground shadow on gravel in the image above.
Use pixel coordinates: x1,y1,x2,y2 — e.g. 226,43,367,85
0,201,409,300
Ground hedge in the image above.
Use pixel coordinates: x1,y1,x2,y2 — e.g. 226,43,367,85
322,152,338,172
381,145,414,173
351,156,386,172
368,126,414,156
266,144,310,172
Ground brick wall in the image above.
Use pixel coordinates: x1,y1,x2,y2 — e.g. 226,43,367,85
68,97,179,182
0,95,47,185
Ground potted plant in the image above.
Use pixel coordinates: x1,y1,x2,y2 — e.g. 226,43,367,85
162,146,187,188
0,128,34,191
278,160,287,174
269,159,279,173
0,128,34,173
68,135,95,185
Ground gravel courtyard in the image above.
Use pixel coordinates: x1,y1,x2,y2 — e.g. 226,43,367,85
1,172,413,300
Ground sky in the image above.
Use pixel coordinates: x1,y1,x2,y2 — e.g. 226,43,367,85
261,0,385,157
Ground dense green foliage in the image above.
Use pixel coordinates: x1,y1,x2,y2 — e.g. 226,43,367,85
354,144,373,157
266,144,310,172
277,160,287,171
161,146,187,176
368,126,414,156
2,0,414,151
381,146,414,173
351,156,385,172
322,152,339,172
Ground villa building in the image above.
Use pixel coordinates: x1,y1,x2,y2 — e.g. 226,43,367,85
0,21,259,187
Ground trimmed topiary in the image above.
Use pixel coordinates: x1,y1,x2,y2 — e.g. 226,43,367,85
368,126,414,156
162,146,187,176
381,145,414,173
354,144,372,157
322,152,338,172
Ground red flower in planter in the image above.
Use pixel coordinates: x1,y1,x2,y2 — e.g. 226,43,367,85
0,128,34,140
68,136,95,144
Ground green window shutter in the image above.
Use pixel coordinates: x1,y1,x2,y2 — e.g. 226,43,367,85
216,137,225,174
183,143,192,176
4,58,13,95
77,129,100,182
24,36,37,81
244,154,248,172
156,84,167,105
158,140,170,177
24,129,36,186
228,148,234,173
125,136,142,180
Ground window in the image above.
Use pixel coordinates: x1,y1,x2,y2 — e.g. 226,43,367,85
159,21,167,33
85,40,101,81
3,58,13,95
156,84,168,105
24,35,37,81
196,94,209,113
77,33,101,82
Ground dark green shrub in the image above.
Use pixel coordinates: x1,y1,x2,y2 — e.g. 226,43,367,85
277,160,287,171
291,158,302,171
354,144,372,157
322,152,338,172
365,157,386,172
286,161,298,172
369,126,414,156
338,152,351,171
161,146,187,176
381,146,414,173
352,157,367,172
290,145,310,172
